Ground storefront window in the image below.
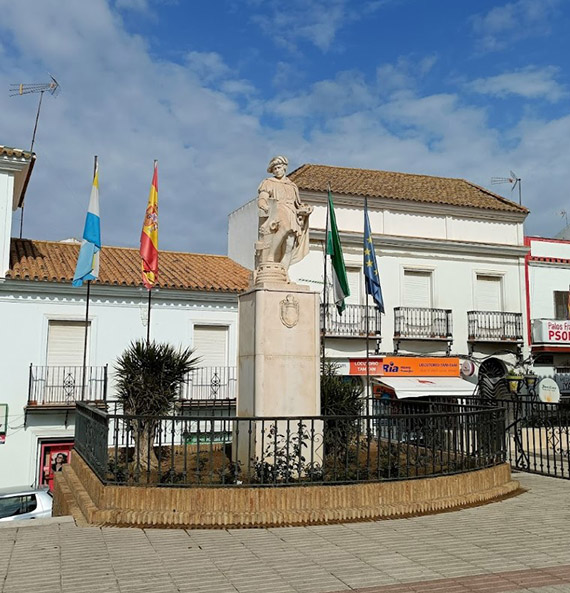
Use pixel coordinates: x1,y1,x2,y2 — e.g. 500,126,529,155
39,442,73,491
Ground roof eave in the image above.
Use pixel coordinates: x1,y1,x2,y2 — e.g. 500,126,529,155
15,154,36,209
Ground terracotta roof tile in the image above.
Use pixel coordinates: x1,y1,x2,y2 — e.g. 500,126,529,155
7,239,250,293
289,164,528,213
0,145,33,159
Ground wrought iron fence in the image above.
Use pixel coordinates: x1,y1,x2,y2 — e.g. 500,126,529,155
536,373,570,399
394,307,452,339
174,398,236,417
494,396,570,478
28,365,108,406
320,304,381,337
75,400,506,488
75,402,109,477
179,367,237,400
467,311,523,342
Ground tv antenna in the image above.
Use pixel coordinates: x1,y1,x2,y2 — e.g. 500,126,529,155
9,75,60,238
9,75,60,152
491,171,522,205
560,210,568,228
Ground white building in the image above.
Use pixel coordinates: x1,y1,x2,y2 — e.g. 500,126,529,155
0,146,248,489
229,163,530,396
526,235,570,390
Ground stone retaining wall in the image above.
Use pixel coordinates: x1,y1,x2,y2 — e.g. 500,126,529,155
54,453,520,528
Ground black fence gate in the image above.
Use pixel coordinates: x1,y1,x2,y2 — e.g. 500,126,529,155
497,397,570,479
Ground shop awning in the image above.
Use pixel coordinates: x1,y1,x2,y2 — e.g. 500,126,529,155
373,376,478,399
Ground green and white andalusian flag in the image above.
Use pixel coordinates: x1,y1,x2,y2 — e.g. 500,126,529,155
326,190,350,314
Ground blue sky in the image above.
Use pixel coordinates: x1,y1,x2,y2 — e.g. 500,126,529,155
1,0,569,254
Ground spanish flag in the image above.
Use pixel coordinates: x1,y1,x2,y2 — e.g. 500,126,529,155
140,160,158,289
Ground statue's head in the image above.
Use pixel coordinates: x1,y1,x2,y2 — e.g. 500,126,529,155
267,155,288,177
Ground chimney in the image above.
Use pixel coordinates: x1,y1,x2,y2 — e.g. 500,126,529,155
0,146,35,278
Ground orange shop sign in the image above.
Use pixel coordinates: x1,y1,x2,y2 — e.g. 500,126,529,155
349,359,384,375
381,357,460,377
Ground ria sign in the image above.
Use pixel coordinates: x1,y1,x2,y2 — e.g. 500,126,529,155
348,357,460,377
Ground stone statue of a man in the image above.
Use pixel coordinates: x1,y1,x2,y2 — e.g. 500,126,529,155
255,156,312,282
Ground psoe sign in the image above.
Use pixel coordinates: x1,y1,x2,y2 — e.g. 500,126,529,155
533,319,570,344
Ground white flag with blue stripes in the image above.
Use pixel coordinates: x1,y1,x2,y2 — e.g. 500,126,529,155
72,165,101,287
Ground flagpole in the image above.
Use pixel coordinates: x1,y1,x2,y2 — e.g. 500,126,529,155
322,184,331,366
81,155,97,401
365,196,370,401
141,159,159,346
81,280,90,401
146,288,152,345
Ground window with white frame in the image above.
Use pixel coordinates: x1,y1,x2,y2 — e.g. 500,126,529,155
475,275,503,311
46,320,90,367
192,325,228,367
403,270,432,308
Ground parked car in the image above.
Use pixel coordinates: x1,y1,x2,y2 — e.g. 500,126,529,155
0,486,52,522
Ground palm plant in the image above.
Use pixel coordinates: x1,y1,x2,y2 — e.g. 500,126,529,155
114,340,200,470
320,361,363,458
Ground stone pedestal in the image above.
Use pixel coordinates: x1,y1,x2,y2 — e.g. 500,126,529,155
237,282,320,417
235,282,321,472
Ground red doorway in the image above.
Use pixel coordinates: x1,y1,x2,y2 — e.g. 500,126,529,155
39,441,74,491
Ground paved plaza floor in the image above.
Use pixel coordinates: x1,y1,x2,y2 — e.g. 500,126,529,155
1,472,570,593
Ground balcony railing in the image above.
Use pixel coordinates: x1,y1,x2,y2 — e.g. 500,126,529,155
394,307,453,340
28,365,108,407
467,311,523,342
320,304,381,337
179,366,237,401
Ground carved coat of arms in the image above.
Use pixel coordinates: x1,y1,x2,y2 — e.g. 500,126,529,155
280,294,299,328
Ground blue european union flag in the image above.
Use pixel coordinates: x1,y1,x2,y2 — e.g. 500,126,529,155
363,204,384,313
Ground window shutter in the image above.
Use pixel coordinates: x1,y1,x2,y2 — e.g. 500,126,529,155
476,275,502,311
403,271,432,308
193,325,228,367
345,267,361,305
46,321,89,367
554,291,570,320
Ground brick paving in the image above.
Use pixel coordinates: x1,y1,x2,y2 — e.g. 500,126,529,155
1,473,570,593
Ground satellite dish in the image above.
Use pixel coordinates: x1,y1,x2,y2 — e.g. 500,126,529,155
537,378,560,404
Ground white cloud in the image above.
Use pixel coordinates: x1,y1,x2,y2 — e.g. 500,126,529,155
251,0,346,53
249,0,387,53
465,67,566,102
0,0,270,255
471,0,561,52
1,0,570,257
220,80,257,97
115,0,150,12
272,62,303,90
376,55,438,94
268,71,374,118
185,51,231,82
